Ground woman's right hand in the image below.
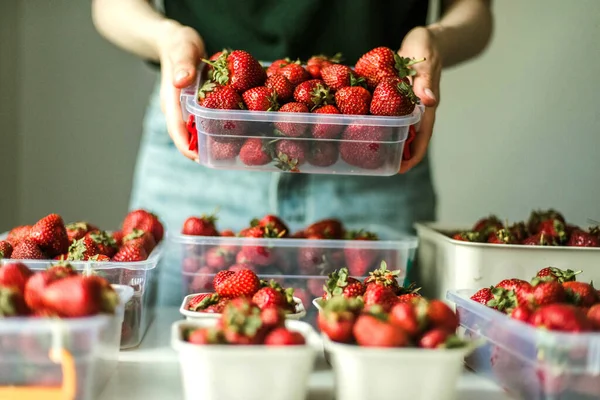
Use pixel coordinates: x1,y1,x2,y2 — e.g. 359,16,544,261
156,21,206,161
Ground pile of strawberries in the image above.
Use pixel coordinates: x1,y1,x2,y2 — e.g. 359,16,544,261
184,298,305,346
186,269,300,315
0,209,164,262
450,209,599,247
470,267,600,332
187,47,422,171
0,262,118,318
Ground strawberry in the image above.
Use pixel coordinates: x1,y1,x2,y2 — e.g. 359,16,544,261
487,227,519,244
89,254,110,261
567,229,599,247
339,125,391,170
273,139,307,172
274,102,309,138
279,63,310,86
121,229,155,254
242,86,279,111
311,105,343,139
259,305,286,329
527,209,566,234
187,327,225,345
111,243,148,262
334,86,371,115
389,302,420,336
353,313,408,347
472,215,504,234
0,263,33,294
306,53,342,79
266,58,292,77
470,287,494,306
187,293,220,312
587,304,600,330
0,286,29,317
317,296,363,343
293,79,333,110
364,261,401,294
508,222,529,242
264,328,305,346
265,74,294,102
536,267,580,283
320,64,365,91
6,225,32,246
204,298,229,313
418,329,451,349
236,226,282,266
87,231,119,257
205,247,235,270
208,137,243,160
252,215,289,237
122,209,164,243
67,236,99,261
363,284,397,312
496,278,532,293
563,281,598,307
419,299,459,334
220,229,236,237
304,219,343,239
451,231,482,242
343,230,379,276
528,279,566,307
112,230,124,247
206,49,266,93
522,232,557,246
297,238,334,275
24,265,76,310
530,304,592,332
11,239,46,260
370,78,419,116
537,218,567,243
355,47,423,89
510,304,533,323
0,241,13,259
221,298,265,344
29,214,69,257
182,213,219,236
65,222,97,244
239,138,272,166
252,283,293,312
214,268,260,298
197,81,246,137
322,267,365,299
41,275,119,317
397,293,421,303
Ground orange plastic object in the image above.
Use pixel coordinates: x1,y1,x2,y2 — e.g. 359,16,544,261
0,349,76,400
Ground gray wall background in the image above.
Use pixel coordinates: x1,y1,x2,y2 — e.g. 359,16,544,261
1,0,599,233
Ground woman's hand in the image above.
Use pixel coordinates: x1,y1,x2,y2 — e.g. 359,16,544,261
156,21,206,161
397,26,442,173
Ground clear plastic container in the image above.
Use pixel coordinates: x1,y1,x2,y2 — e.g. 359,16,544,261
0,285,133,400
167,225,418,327
179,293,306,321
414,222,600,302
0,232,163,349
448,289,600,400
171,319,318,400
180,63,422,176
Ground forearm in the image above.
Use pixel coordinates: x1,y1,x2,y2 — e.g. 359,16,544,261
91,0,179,61
428,0,493,68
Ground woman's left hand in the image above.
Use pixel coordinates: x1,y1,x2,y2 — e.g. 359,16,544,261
397,26,442,173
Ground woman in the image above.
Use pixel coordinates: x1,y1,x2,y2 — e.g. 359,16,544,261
92,0,493,305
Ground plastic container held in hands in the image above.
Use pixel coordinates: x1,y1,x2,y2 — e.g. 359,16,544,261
181,62,422,176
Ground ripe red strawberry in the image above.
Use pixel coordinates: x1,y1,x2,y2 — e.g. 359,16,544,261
311,105,343,140
65,222,98,244
212,270,235,291
112,230,124,247
197,81,247,137
308,142,339,167
221,298,265,344
86,231,119,257
306,53,342,79
0,263,33,294
420,299,459,333
252,285,290,311
451,231,482,242
334,86,371,115
242,86,279,111
418,329,452,349
220,229,236,237
317,296,362,343
89,254,110,261
0,241,13,259
343,230,379,276
339,125,392,170
112,243,148,262
355,47,422,89
24,268,71,310
253,215,289,237
567,229,599,247
353,313,408,347
205,247,235,270
265,74,294,102
370,78,419,116
528,279,566,307
207,49,266,93
121,229,155,254
470,287,494,306
537,219,567,243
522,232,557,246
279,63,310,86
6,225,32,246
29,214,69,257
508,222,529,242
274,102,309,138
397,293,421,303
364,261,401,294
273,140,307,172
187,293,220,312
236,225,282,266
264,328,305,346
496,278,531,293
122,209,164,243
530,304,592,332
187,327,225,345
472,215,504,234
563,281,598,307
306,219,344,239
67,236,99,261
293,79,333,110
11,239,46,260
389,302,420,336
208,137,243,160
239,138,272,166
510,304,533,323
214,268,260,298
587,304,600,330
182,213,219,236
536,267,580,283
0,286,29,317
320,64,365,91
487,227,519,244
266,58,292,77
322,267,365,299
527,209,566,234
204,298,229,313
363,284,397,312
41,275,119,317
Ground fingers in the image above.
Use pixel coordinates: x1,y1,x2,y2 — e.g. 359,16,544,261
412,70,438,108
399,107,436,174
169,40,202,89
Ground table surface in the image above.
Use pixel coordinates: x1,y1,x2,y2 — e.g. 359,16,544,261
99,308,511,400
